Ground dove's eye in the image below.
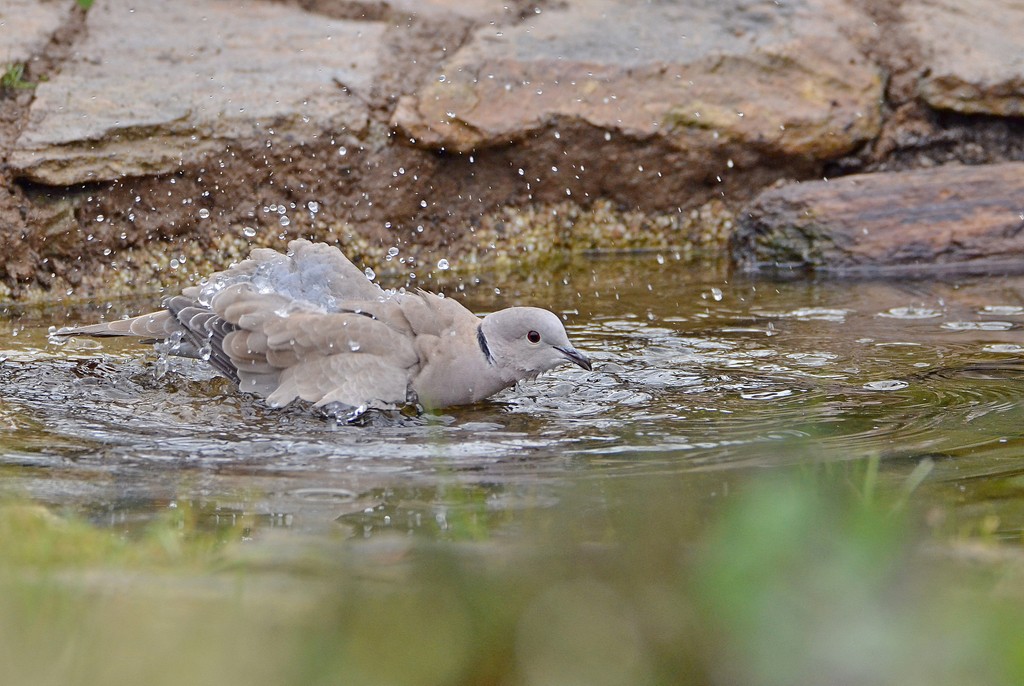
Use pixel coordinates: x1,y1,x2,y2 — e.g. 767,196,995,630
527,330,541,344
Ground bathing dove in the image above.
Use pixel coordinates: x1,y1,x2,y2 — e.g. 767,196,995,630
56,239,591,415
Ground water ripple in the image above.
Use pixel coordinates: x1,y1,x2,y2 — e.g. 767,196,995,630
5,264,1024,531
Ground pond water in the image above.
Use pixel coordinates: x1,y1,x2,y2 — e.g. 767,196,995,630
2,255,1024,541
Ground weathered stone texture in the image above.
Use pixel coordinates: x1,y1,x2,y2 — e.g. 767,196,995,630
393,0,883,161
907,0,1024,116
733,163,1024,275
0,0,1024,295
0,0,66,65
9,0,385,185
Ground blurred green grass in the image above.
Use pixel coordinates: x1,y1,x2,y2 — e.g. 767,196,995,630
2,462,1024,686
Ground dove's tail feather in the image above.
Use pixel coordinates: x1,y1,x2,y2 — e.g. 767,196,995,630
54,311,181,339
58,304,245,385
164,295,242,384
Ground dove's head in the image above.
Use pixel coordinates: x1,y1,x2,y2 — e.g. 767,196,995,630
480,307,592,380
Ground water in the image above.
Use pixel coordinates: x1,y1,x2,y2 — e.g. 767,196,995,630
3,256,1024,539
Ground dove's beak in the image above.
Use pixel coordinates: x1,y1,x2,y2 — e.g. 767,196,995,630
556,346,592,372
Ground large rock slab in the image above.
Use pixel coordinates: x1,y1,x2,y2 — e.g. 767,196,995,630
393,0,883,160
732,162,1024,276
9,0,385,185
0,0,67,65
906,0,1024,117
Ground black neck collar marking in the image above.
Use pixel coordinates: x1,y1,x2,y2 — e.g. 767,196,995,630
477,324,494,364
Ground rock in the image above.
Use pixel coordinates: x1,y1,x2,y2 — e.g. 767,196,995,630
732,162,1024,276
2,0,1024,297
393,0,883,168
9,0,385,185
0,0,67,66
906,0,1024,117
367,0,527,22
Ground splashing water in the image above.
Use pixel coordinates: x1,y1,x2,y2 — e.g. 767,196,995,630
3,258,1024,538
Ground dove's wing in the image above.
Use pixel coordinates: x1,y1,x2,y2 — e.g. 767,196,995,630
190,238,384,310
211,283,420,408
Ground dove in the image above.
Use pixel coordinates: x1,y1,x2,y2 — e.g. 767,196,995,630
55,239,592,416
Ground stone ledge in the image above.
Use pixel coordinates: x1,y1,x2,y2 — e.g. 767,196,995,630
733,162,1024,276
9,0,383,185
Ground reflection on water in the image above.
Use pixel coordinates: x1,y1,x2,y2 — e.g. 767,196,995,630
2,256,1024,539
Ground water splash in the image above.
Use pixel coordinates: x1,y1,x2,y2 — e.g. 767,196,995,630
8,258,1024,538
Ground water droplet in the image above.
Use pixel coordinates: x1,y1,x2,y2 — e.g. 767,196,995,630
198,208,210,219
863,380,909,391
338,146,347,156
740,389,793,400
979,305,1024,316
279,216,290,227
711,287,723,302
878,306,942,319
941,321,1013,331
307,200,320,213
983,343,1024,353
387,246,400,258
420,199,428,208
437,258,450,270
242,226,257,237
154,356,169,379
364,267,375,280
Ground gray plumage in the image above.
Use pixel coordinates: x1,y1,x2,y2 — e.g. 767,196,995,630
56,240,592,413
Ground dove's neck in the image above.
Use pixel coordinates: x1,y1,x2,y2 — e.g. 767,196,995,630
410,320,511,409
477,316,536,385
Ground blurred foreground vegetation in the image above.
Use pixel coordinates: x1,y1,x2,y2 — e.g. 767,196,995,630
2,460,1024,686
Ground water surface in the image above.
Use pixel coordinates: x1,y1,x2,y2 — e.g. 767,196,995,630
2,256,1024,540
